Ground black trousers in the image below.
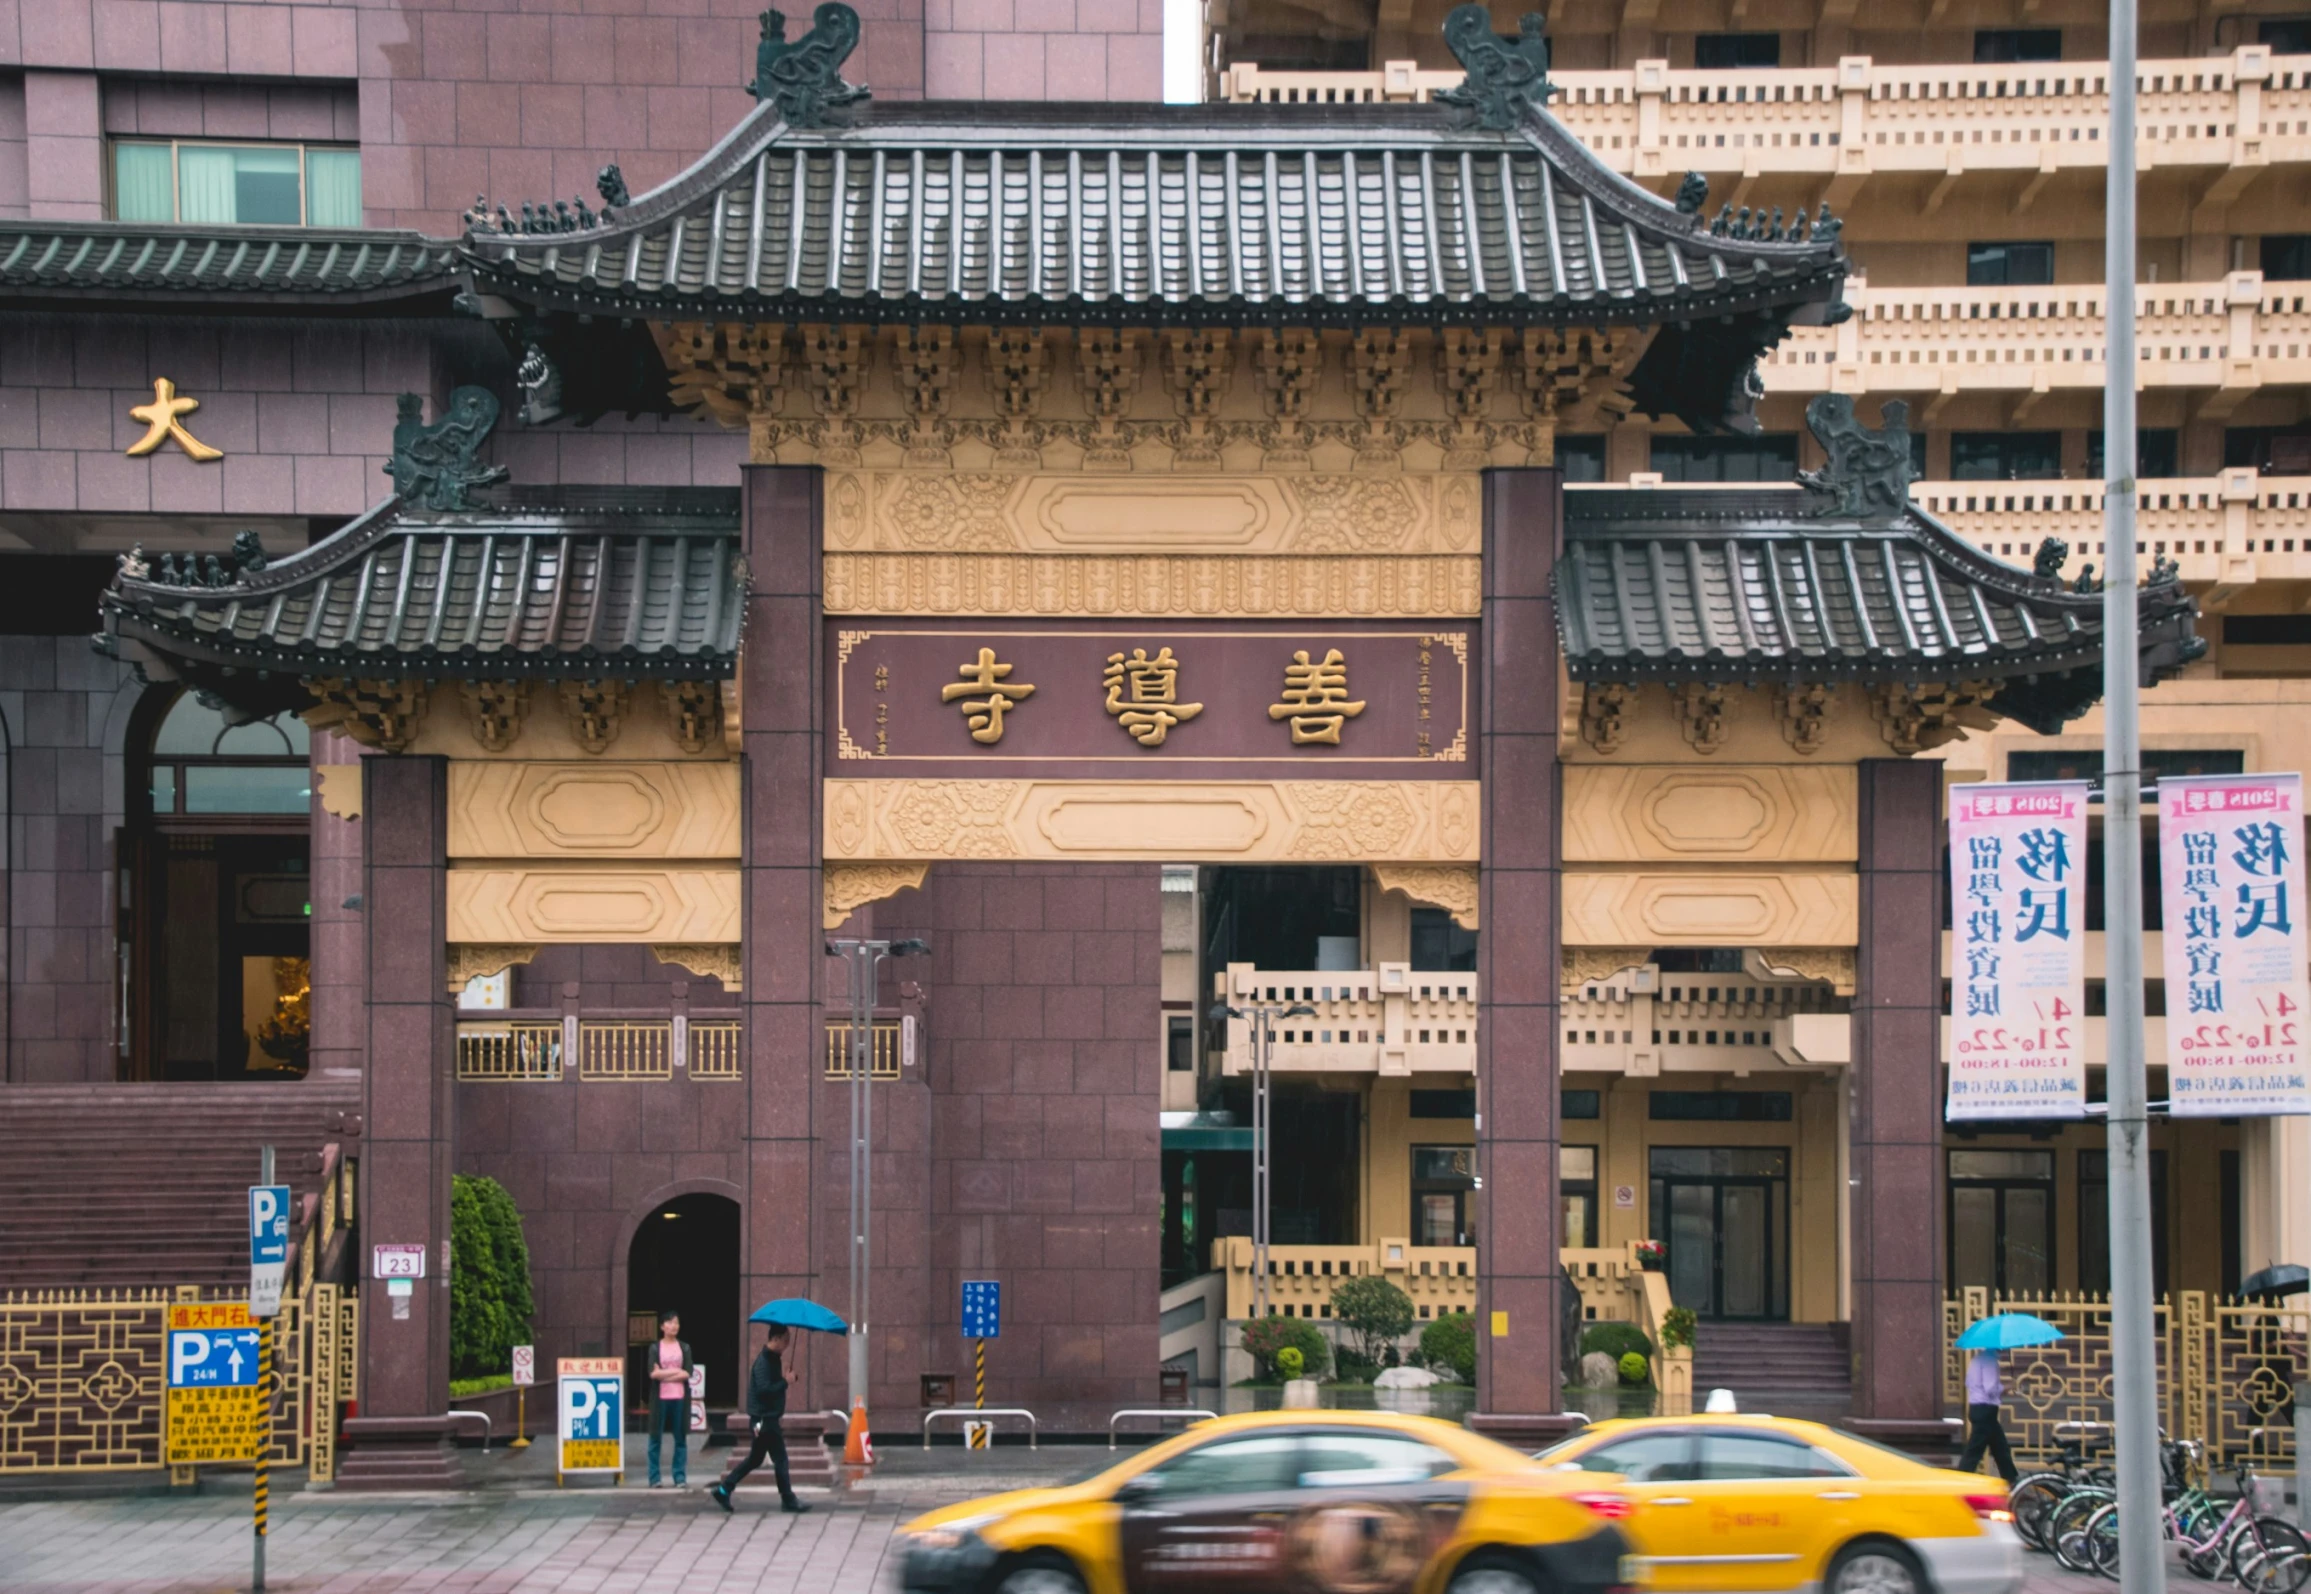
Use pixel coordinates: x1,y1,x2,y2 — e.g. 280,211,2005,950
720,1418,795,1501
1959,1402,2019,1483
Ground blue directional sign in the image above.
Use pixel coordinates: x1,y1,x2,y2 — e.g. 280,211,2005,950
249,1186,290,1267
169,1325,262,1388
961,1279,1001,1339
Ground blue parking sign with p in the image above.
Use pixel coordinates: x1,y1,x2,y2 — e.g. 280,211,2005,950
169,1326,261,1388
961,1279,1000,1339
249,1185,290,1266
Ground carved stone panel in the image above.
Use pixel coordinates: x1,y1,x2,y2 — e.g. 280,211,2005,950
1561,870,1858,947
446,867,741,943
823,779,1482,864
446,763,741,860
1562,766,1857,864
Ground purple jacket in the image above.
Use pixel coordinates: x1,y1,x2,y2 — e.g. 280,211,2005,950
1966,1351,2003,1406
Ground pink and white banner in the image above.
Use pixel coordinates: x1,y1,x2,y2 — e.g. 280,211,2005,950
2160,774,2311,1116
1948,781,2090,1120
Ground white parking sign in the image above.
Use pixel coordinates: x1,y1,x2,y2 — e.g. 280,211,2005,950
557,1357,623,1483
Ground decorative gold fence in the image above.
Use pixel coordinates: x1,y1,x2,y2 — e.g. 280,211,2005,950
1946,1287,2306,1463
456,1018,747,1080
0,1283,356,1478
456,1022,563,1080
690,1020,743,1080
825,1019,903,1079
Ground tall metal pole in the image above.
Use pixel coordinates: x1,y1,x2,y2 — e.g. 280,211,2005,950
2102,5,2166,1588
845,945,877,1423
1253,1009,1270,1322
255,1143,274,1594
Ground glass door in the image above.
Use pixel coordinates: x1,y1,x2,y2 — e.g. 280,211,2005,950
1650,1148,1791,1320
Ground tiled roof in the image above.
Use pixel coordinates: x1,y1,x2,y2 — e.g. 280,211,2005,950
98,488,742,713
461,101,1846,328
0,222,459,305
1557,487,2203,733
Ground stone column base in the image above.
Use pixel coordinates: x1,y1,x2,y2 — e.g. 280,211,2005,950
335,1416,465,1490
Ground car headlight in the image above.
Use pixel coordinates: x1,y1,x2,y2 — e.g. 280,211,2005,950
906,1514,999,1550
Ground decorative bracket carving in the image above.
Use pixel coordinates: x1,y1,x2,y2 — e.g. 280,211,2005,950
385,387,509,511
1561,946,1651,990
1434,328,1505,469
1751,947,1856,996
446,943,540,993
824,861,931,928
1435,4,1554,131
304,678,428,753
1349,330,1414,469
1579,682,1634,755
1253,329,1322,468
664,680,724,755
1077,329,1143,469
1778,683,1835,755
1371,863,1478,930
653,943,744,991
1675,683,1730,754
984,328,1054,466
1872,680,2000,754
560,679,630,755
1797,394,1915,521
891,323,957,466
799,323,871,465
662,322,785,429
746,2,869,128
1161,328,1234,470
462,679,529,753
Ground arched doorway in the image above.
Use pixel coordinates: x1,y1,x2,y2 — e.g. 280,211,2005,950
626,1193,741,1410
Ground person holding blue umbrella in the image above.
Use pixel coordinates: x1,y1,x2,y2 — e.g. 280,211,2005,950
1954,1312,2062,1484
711,1299,847,1514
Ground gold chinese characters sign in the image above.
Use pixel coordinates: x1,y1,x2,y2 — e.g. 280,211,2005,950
831,621,1473,780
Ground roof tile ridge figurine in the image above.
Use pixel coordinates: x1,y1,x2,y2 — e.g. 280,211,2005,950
748,3,870,129
126,529,273,591
1434,3,1553,132
1795,393,1914,521
385,387,512,513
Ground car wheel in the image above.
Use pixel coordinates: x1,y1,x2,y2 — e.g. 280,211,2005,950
1446,1565,1541,1594
995,1565,1086,1594
1828,1541,1927,1594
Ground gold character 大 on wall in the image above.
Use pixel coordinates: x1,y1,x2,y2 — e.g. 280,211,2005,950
1102,647,1204,748
126,378,223,462
941,647,1036,744
1269,648,1366,745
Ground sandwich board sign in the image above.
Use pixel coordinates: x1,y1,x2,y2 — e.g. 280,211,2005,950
165,1301,267,1465
557,1357,624,1483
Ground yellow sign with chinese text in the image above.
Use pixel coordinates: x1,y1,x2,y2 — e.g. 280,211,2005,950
165,1301,267,1465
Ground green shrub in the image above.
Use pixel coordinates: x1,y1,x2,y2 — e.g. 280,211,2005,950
1241,1315,1331,1382
449,1174,535,1380
1331,1275,1416,1368
1419,1313,1476,1383
1617,1350,1651,1385
1276,1346,1304,1380
1580,1321,1655,1363
1660,1307,1698,1351
1334,1346,1380,1384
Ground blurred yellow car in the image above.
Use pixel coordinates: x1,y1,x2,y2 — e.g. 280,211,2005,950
896,1408,1640,1594
1531,1415,2021,1594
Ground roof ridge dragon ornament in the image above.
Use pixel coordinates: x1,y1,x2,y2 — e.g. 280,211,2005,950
1796,394,1914,521
748,3,870,128
1436,4,1554,131
386,387,511,512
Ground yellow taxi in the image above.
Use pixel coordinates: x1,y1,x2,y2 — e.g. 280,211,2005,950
1532,1415,2021,1594
896,1408,1639,1594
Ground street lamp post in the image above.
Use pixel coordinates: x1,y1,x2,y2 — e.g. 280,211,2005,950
825,936,927,1457
1222,999,1314,1321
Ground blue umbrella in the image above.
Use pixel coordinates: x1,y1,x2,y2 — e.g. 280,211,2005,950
1955,1312,2064,1351
749,1298,848,1334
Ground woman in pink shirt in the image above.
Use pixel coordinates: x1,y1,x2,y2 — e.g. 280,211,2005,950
646,1311,696,1488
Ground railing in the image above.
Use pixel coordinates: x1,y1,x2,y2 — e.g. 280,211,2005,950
825,1019,902,1080
1214,963,1478,1076
455,1013,745,1082
1946,1287,2304,1464
1559,958,1850,1076
1211,1236,1477,1322
1225,49,2311,182
1763,273,2308,397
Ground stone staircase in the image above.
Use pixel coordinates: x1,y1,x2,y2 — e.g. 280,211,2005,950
0,1082,359,1290
1691,1321,1853,1411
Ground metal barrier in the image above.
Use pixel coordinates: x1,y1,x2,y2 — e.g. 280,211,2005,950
923,1407,1038,1449
445,1410,493,1448
1108,1408,1218,1449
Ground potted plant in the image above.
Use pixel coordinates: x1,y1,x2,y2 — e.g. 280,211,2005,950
1633,1238,1666,1272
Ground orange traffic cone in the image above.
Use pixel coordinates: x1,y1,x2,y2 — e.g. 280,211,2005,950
843,1401,874,1467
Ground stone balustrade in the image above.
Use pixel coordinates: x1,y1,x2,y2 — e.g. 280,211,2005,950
1559,958,1850,1075
1225,49,2311,187
1211,1235,1478,1321
1215,962,1477,1076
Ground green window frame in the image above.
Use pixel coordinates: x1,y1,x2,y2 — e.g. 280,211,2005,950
110,140,362,227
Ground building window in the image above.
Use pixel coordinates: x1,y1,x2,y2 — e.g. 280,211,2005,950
2006,748,2243,784
1562,1145,1600,1248
2261,236,2311,280
2077,1149,2167,1295
2086,428,2179,479
1412,1145,1475,1247
111,140,362,227
1693,31,1780,67
1409,907,1476,972
1167,1014,1194,1072
1648,1091,1793,1122
147,692,314,816
1949,1149,2054,1294
1966,240,2055,286
1557,434,1607,482
1951,430,2061,480
2224,425,2311,473
1561,1089,1602,1120
1974,27,2061,61
2259,18,2311,52
2225,616,2311,646
1649,433,1798,483
1411,1089,1477,1118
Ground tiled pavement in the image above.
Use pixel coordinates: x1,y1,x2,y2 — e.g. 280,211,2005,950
0,1439,2137,1594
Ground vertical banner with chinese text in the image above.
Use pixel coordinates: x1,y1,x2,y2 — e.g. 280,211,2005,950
1948,782,2090,1120
2160,773,2311,1116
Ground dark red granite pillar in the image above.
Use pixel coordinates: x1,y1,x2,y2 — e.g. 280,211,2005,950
1475,468,1564,1416
1851,758,1945,1420
741,466,828,1406
339,752,459,1488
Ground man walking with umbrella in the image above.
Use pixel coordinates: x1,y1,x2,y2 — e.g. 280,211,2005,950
712,1298,845,1513
1955,1311,2061,1484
